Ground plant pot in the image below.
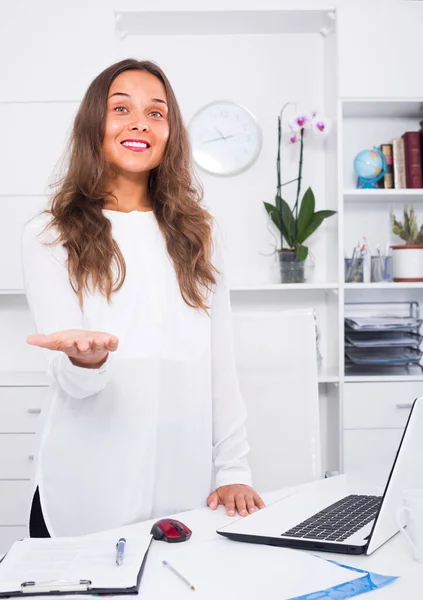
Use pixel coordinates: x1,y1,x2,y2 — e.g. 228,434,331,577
391,245,423,282
278,249,305,283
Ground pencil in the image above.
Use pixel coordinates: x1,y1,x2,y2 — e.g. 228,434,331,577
162,560,195,591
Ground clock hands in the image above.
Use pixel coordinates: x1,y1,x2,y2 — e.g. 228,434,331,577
203,134,234,144
202,126,235,144
215,126,227,139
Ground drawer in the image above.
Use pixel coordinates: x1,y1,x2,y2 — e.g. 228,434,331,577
343,429,404,473
0,435,36,479
0,387,46,433
344,382,423,429
0,481,32,525
0,527,28,554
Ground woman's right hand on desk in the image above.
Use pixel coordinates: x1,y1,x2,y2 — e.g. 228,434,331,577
26,330,119,369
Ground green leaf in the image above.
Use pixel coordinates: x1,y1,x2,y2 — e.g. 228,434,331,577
280,198,295,247
296,243,308,261
297,187,315,242
263,201,281,231
299,210,337,243
404,205,411,237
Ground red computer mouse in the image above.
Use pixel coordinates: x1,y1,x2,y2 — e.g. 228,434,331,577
150,518,192,543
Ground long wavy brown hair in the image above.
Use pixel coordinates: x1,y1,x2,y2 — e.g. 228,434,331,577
40,58,217,312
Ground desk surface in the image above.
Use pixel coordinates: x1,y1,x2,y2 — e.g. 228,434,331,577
90,476,420,598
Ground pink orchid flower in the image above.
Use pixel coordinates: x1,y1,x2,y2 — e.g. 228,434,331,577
288,112,313,132
311,112,331,134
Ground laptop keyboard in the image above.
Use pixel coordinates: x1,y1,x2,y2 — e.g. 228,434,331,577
282,494,382,542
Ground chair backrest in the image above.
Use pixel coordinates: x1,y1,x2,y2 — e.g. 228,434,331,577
232,309,321,493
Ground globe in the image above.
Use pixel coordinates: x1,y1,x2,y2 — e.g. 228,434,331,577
353,148,386,189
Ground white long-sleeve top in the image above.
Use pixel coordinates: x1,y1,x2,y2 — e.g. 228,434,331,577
21,208,252,537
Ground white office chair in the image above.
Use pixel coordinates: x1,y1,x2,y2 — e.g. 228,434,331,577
232,309,322,493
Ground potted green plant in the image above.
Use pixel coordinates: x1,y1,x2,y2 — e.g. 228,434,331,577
391,205,423,282
264,105,336,283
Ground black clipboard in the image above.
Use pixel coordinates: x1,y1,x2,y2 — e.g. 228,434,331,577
0,538,152,598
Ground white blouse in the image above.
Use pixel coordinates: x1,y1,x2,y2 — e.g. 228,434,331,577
21,208,252,537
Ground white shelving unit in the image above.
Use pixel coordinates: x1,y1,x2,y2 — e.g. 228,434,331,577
339,96,423,473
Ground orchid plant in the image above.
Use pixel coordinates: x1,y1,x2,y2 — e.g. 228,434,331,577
264,104,336,261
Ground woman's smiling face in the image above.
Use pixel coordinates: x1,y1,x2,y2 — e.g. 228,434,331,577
103,69,170,175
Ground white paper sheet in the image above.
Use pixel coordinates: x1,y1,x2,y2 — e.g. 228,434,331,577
141,539,364,600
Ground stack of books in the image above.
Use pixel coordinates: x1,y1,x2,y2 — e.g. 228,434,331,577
378,125,423,189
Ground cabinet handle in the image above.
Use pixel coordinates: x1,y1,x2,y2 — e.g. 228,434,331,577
396,403,412,409
28,455,34,461
27,408,41,414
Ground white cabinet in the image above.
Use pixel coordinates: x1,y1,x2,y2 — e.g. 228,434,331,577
0,436,36,479
343,382,421,429
0,197,49,291
0,481,32,525
0,386,44,432
343,429,404,473
0,385,46,552
343,382,423,472
0,105,78,197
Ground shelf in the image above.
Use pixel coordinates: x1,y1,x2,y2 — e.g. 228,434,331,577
0,372,49,387
318,367,339,383
342,98,423,119
0,290,25,296
230,283,338,292
344,189,423,203
344,374,423,383
114,9,334,37
344,282,423,290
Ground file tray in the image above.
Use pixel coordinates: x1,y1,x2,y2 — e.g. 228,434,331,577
345,316,422,332
345,347,422,366
344,301,421,333
345,363,423,377
345,331,423,349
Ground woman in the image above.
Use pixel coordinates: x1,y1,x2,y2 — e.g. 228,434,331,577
22,58,264,538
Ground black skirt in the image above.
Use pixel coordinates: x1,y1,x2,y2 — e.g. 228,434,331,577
29,487,50,538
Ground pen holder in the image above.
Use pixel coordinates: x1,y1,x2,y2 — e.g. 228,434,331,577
371,255,392,282
345,257,363,283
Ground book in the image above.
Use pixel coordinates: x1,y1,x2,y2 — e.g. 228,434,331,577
419,120,423,174
378,143,394,188
392,138,406,189
402,132,423,188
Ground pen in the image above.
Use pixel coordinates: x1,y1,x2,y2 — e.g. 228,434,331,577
115,537,126,566
162,560,195,591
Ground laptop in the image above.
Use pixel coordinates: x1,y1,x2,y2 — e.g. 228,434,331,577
217,396,423,555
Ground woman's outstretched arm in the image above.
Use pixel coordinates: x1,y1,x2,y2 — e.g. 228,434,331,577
21,217,118,400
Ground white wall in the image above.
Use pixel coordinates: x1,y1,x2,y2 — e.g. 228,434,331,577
0,4,331,286
0,1,333,371
120,32,329,284
337,2,423,98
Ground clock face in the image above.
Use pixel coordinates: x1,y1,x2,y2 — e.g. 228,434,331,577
188,101,262,176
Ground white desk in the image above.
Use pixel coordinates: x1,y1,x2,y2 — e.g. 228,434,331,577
86,475,421,598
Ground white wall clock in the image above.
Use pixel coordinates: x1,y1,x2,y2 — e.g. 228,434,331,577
188,100,262,176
